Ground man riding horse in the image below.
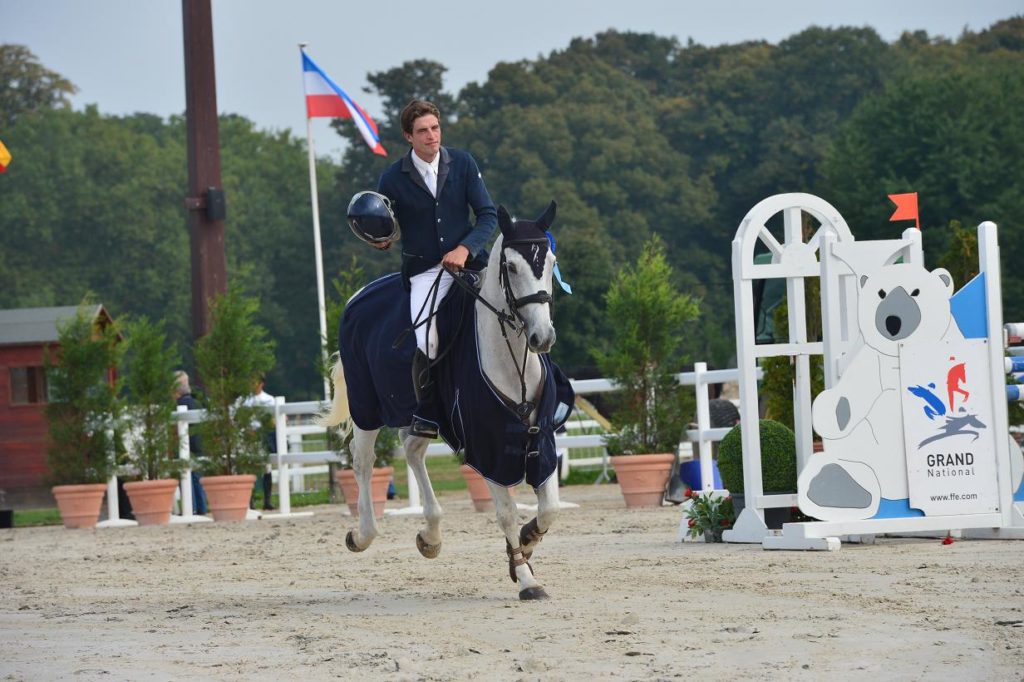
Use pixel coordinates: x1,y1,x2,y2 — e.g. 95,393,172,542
335,98,575,599
349,99,497,439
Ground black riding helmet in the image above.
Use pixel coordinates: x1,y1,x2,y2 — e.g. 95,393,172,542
347,191,400,245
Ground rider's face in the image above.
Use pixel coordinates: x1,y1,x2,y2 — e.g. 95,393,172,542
405,114,441,162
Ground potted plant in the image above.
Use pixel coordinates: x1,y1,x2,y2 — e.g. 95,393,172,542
120,317,183,525
716,419,798,528
44,304,124,529
683,489,735,542
334,426,397,518
593,236,700,508
193,288,276,521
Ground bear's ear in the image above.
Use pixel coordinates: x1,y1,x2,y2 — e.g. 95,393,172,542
933,267,954,292
859,274,869,288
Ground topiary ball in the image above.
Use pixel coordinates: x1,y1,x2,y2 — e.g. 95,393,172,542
716,419,797,494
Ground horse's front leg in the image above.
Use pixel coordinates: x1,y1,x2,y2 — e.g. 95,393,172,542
520,473,559,560
489,481,549,600
345,426,380,552
400,428,444,558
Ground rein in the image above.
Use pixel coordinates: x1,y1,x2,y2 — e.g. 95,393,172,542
393,238,554,421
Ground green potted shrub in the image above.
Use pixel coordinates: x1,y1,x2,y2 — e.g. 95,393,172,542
593,235,700,507
717,419,798,528
44,304,124,529
193,288,275,521
120,317,183,525
334,426,398,518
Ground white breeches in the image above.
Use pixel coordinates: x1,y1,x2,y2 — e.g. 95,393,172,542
409,265,454,359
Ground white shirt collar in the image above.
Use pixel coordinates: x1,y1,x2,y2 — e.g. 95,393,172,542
410,149,440,178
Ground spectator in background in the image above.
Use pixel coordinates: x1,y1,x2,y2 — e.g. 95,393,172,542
243,375,276,511
173,370,207,515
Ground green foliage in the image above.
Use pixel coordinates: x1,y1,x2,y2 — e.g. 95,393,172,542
717,420,798,494
594,235,700,454
324,255,367,368
44,303,124,485
760,294,825,431
938,220,979,287
0,44,77,127
122,317,181,480
683,491,735,540
373,427,399,468
193,288,276,476
4,20,1024,397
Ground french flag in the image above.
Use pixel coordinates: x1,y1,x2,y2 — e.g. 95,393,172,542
302,51,387,156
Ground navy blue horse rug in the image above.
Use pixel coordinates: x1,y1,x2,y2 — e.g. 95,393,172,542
338,272,574,489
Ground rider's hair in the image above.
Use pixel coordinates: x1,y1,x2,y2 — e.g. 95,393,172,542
173,370,190,397
400,99,441,135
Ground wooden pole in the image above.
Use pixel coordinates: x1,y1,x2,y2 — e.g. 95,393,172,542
182,0,227,339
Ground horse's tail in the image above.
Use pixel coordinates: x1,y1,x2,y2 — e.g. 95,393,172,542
319,354,352,439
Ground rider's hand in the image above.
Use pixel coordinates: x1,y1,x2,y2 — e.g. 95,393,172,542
442,245,470,271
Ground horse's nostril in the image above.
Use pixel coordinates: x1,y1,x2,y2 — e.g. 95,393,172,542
529,333,540,348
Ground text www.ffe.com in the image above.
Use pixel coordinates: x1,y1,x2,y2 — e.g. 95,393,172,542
929,491,980,502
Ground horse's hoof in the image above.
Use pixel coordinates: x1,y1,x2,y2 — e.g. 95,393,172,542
345,530,365,553
416,532,441,559
519,586,550,601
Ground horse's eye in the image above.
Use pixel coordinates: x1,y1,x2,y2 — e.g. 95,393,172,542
506,262,518,274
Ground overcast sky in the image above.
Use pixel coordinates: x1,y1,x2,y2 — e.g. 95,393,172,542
3,0,1021,155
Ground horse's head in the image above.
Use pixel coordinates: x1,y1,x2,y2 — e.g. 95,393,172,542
497,201,558,353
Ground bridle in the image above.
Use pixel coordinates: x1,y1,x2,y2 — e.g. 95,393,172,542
456,236,554,419
497,236,554,331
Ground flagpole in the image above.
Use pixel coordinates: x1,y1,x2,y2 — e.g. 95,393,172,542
301,43,332,402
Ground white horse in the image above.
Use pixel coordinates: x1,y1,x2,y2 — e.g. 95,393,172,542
322,201,571,600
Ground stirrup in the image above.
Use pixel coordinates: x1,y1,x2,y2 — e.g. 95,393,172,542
409,417,438,439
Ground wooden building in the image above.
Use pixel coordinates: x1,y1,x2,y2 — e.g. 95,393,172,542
0,305,113,507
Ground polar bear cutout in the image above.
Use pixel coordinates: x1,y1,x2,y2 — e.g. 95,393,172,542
798,263,963,521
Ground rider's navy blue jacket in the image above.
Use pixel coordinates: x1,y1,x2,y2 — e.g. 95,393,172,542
377,146,497,287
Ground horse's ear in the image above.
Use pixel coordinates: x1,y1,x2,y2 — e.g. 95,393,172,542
536,201,557,230
498,205,513,237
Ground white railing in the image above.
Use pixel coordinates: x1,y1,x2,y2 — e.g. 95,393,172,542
558,363,762,494
94,362,759,525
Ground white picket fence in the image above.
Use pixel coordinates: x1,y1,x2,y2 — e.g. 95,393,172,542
96,362,759,525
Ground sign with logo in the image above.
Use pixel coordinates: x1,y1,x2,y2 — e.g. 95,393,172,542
900,339,999,516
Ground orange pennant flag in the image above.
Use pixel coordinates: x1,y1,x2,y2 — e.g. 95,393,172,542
888,192,919,230
0,139,10,173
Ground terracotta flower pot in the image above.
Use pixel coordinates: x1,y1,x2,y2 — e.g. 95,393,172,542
334,467,393,518
123,479,179,526
51,483,108,529
459,464,511,512
610,453,675,508
201,474,256,522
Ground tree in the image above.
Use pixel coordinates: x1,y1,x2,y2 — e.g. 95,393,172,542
593,236,701,454
822,52,1024,322
44,303,124,485
0,44,77,127
122,317,181,481
193,288,276,476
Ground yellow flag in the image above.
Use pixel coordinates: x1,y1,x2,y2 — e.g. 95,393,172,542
0,139,10,173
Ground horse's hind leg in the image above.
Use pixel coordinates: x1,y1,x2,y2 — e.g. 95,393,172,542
521,473,560,560
401,428,444,558
345,426,380,552
489,481,548,600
